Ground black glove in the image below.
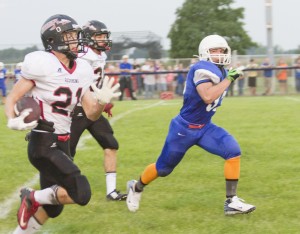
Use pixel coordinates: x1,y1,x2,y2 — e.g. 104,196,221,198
35,119,55,132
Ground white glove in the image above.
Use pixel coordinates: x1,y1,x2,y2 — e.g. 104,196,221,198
7,109,38,131
236,66,245,76
91,76,121,105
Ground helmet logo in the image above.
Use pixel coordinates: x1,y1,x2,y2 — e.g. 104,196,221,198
41,18,72,34
83,22,97,31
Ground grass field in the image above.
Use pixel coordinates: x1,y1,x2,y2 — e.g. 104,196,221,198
0,96,300,234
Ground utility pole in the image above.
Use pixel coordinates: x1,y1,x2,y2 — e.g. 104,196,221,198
265,0,275,93
265,0,274,64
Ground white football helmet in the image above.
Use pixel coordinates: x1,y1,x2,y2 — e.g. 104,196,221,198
0,62,4,70
16,62,23,69
198,35,231,65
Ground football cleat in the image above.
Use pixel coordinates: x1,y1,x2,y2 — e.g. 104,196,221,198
106,189,127,201
126,180,142,212
17,188,40,230
224,196,256,215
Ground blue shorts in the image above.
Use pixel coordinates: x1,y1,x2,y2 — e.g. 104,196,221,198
0,79,6,96
156,115,241,173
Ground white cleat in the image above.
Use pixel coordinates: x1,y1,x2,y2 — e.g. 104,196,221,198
126,180,142,212
224,196,256,215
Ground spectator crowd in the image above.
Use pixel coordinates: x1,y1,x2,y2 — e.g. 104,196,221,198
1,56,300,104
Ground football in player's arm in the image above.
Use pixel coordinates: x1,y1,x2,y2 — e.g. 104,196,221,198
5,14,120,234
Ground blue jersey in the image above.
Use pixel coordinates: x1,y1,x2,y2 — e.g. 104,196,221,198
0,68,7,80
261,62,273,77
0,68,7,96
119,62,132,75
180,61,227,124
295,68,300,79
14,69,22,83
154,61,240,175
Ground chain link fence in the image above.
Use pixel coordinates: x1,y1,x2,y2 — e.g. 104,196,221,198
3,54,300,98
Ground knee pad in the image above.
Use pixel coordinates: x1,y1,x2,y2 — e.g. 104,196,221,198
93,131,119,150
156,158,176,177
43,204,64,218
157,167,174,177
65,174,91,206
99,133,119,150
224,143,241,160
222,136,241,160
156,151,184,177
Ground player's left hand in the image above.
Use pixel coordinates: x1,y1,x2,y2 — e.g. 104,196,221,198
104,103,114,117
7,109,38,131
227,69,243,82
91,76,121,105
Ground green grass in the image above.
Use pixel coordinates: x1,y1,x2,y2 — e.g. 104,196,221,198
1,96,300,234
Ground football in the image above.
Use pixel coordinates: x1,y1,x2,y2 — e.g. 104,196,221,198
14,97,41,123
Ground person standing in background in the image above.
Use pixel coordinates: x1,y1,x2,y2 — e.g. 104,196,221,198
294,57,300,93
276,58,288,95
119,55,136,101
261,58,273,96
0,62,7,104
156,64,168,96
14,62,23,83
235,61,245,96
141,59,156,99
175,63,185,96
246,59,258,96
133,59,143,95
166,65,175,93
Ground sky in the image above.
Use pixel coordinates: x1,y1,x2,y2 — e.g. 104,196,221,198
0,0,298,51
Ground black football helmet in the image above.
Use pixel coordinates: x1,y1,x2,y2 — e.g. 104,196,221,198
40,14,85,60
82,20,112,51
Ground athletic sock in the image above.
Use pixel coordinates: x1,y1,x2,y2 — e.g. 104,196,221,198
224,157,240,198
135,179,146,192
225,179,238,198
13,216,42,234
34,187,59,205
106,172,117,195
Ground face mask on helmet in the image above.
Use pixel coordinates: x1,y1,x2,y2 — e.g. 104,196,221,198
83,20,112,52
198,35,231,66
40,14,86,60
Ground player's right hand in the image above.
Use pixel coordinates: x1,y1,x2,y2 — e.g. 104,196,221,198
7,109,38,131
91,76,121,105
227,69,242,82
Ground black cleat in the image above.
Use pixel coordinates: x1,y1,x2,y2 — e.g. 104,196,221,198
106,189,127,201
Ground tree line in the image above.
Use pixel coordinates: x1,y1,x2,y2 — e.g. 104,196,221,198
1,0,300,63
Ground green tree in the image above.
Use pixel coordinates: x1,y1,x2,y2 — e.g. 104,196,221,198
168,0,256,58
0,46,38,64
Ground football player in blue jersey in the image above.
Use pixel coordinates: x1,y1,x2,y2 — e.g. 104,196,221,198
0,62,7,104
126,35,256,215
